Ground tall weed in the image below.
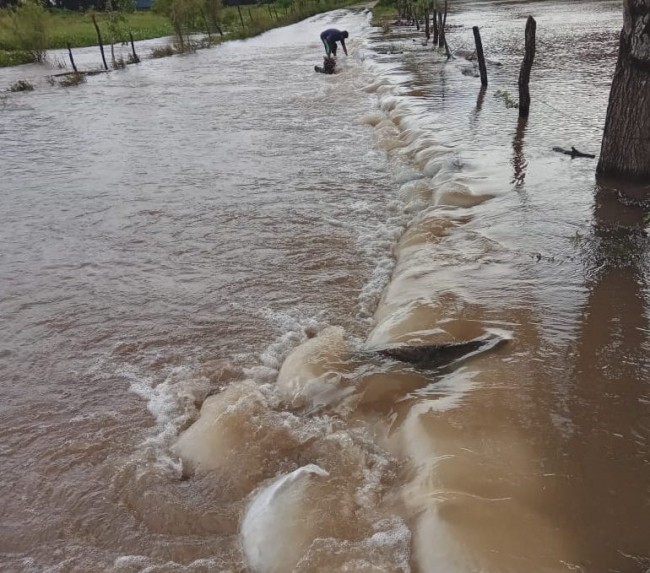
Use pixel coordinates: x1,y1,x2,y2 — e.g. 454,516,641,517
0,0,48,63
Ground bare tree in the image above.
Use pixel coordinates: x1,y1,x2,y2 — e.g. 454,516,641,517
597,0,650,181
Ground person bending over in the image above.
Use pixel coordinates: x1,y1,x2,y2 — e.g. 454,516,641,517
320,28,349,58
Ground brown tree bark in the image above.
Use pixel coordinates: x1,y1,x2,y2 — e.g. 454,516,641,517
597,0,650,181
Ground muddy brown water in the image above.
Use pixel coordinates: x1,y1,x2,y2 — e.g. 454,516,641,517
1,1,648,572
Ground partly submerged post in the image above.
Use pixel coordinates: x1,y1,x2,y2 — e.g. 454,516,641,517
472,26,488,86
438,0,448,48
518,16,536,117
91,14,108,71
424,3,430,40
129,32,140,63
432,8,438,45
66,42,78,73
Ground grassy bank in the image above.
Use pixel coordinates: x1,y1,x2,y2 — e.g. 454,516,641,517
45,11,174,48
0,0,359,69
370,0,396,26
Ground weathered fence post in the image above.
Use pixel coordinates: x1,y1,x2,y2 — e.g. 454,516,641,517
248,8,254,23
472,26,488,86
432,7,438,44
91,14,108,71
267,4,273,19
237,5,245,29
438,0,447,48
424,2,430,41
518,16,536,117
66,42,78,73
129,32,140,62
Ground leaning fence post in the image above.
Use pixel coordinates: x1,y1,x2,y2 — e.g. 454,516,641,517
129,32,140,62
66,42,78,73
91,14,108,71
237,5,245,29
472,26,488,86
518,16,536,117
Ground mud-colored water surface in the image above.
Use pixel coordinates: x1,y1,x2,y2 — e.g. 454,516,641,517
1,1,648,572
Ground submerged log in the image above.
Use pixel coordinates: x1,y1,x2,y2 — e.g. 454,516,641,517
370,333,507,368
553,146,596,158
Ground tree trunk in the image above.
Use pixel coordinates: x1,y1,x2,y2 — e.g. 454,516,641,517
597,0,650,181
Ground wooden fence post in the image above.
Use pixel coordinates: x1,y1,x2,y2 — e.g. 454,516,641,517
129,32,140,62
237,5,245,29
438,0,447,47
518,16,536,117
91,14,108,70
424,2,430,40
472,26,488,86
432,8,438,44
66,42,78,73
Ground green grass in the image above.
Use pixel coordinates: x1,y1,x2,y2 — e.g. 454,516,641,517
370,0,396,26
44,11,173,48
0,10,173,53
0,49,35,66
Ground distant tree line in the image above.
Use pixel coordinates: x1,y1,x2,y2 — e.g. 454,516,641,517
0,0,112,9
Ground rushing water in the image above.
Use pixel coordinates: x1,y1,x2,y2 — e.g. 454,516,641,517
1,1,649,572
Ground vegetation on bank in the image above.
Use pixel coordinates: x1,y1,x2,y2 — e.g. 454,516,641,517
370,0,396,26
0,0,359,69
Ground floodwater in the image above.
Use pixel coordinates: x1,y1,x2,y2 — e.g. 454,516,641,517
1,1,648,572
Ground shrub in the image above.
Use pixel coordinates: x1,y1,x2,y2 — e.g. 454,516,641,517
151,44,174,58
9,79,33,91
59,72,86,87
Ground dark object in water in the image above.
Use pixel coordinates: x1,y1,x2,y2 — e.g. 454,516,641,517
314,56,336,75
373,333,506,368
552,146,596,159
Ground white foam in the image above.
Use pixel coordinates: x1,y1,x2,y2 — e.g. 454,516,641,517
241,464,330,573
122,364,210,473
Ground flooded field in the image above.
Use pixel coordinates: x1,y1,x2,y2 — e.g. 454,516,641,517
0,1,648,572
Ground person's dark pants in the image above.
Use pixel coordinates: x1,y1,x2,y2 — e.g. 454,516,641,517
321,36,337,56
